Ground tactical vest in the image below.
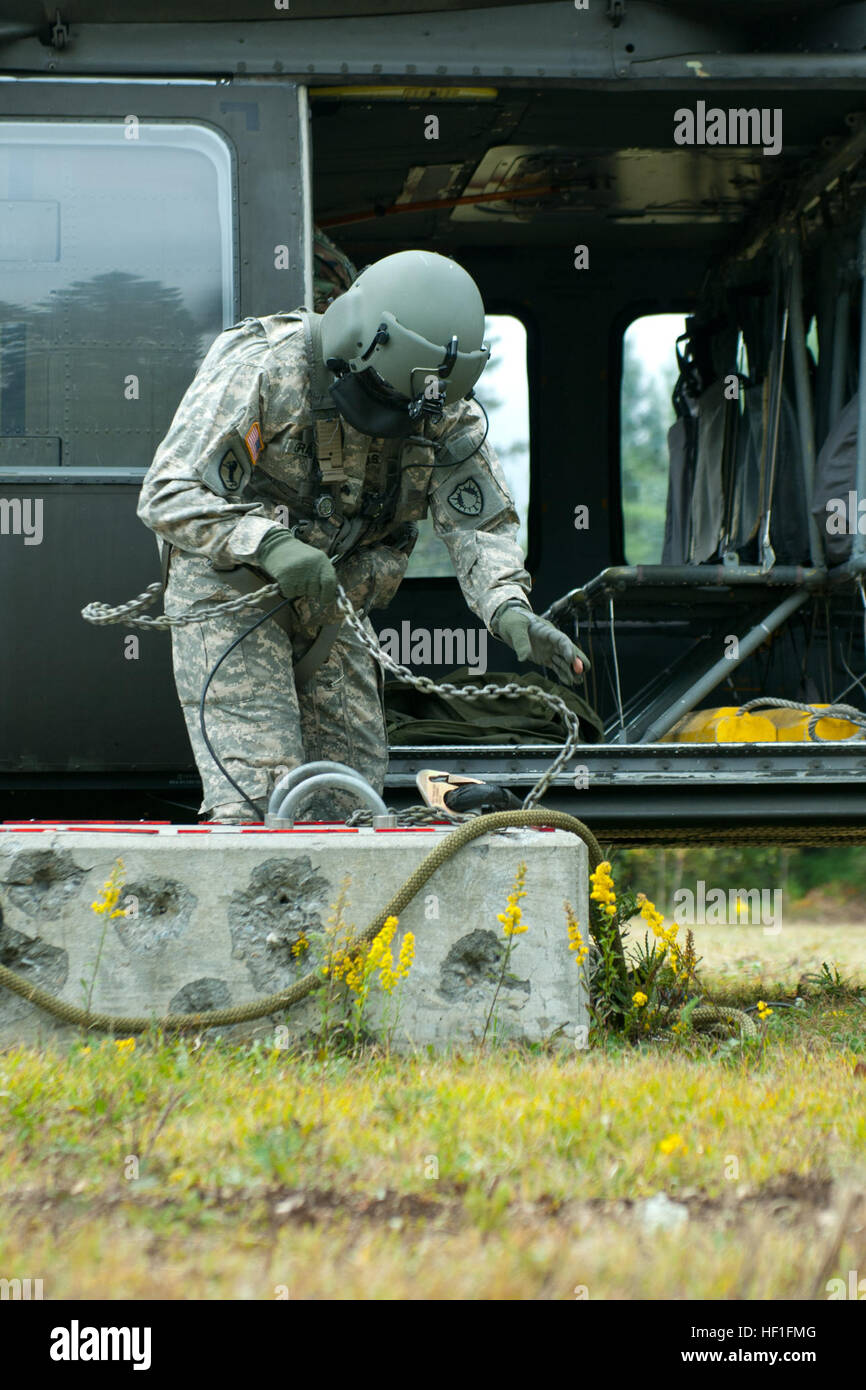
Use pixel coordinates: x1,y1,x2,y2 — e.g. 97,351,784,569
266,310,434,563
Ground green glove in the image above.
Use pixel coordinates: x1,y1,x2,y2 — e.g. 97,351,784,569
493,602,590,686
256,528,338,605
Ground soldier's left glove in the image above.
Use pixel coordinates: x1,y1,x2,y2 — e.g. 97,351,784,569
256,528,337,606
492,601,590,686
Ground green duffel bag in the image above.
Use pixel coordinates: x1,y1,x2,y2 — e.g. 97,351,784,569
384,669,604,745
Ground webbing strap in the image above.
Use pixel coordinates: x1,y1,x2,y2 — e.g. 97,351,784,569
220,565,344,687
299,308,339,420
300,308,346,482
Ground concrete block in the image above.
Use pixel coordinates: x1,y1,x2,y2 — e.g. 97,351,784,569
0,824,589,1051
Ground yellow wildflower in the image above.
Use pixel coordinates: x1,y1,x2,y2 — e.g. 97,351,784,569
396,931,414,981
757,1000,773,1021
369,917,400,993
114,1038,135,1054
91,859,127,919
632,991,648,1008
342,952,366,993
565,903,589,963
658,1133,686,1155
290,932,309,959
638,896,666,937
590,862,614,888
589,863,617,926
366,937,386,971
375,917,398,954
498,862,529,938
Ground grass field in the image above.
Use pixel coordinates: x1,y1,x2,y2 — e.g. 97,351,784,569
2,923,866,1301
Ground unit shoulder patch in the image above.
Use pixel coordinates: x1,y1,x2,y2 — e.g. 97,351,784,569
428,454,512,532
447,477,483,516
201,444,252,499
218,450,245,492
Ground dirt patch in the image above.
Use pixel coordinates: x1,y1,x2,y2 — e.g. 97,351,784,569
5,1171,853,1241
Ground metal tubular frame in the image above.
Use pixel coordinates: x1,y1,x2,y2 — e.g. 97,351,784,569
788,237,824,566
637,589,811,745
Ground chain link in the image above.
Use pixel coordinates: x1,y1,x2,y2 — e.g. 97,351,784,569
332,588,583,811
345,803,469,828
81,579,284,630
82,579,585,813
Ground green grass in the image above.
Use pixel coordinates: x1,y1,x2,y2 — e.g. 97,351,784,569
2,948,866,1299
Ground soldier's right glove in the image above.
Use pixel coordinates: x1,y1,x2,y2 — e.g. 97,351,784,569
492,601,590,686
256,528,338,605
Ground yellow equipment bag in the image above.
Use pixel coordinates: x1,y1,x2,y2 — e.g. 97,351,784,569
662,707,776,742
663,703,860,743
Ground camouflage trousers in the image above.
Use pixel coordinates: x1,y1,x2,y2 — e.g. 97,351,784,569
165,552,388,822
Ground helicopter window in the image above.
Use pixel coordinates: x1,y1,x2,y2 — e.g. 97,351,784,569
405,312,530,578
0,121,233,475
620,312,689,565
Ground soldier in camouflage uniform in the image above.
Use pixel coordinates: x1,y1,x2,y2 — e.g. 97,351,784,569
137,249,586,821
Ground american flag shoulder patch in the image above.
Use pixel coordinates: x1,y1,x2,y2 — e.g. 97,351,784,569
244,421,263,464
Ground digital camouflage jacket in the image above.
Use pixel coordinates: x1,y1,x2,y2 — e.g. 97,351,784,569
137,310,532,630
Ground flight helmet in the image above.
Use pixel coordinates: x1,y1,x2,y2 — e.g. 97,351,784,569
319,249,490,438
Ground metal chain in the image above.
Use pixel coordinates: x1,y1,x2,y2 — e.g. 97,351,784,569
345,803,469,828
81,579,283,630
333,588,583,811
81,579,585,812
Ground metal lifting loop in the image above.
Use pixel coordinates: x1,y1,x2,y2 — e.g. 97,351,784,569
267,760,371,816
267,760,393,827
